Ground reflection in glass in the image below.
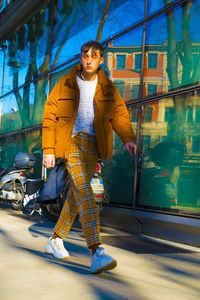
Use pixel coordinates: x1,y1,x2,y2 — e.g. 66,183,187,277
0,50,4,95
147,0,177,16
3,5,51,94
144,1,200,97
102,106,137,206
104,26,143,102
137,92,200,215
0,129,42,178
51,0,145,69
1,92,21,133
1,77,48,133
0,0,12,13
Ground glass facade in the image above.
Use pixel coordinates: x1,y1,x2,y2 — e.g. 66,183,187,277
0,129,42,178
0,0,200,217
137,91,200,215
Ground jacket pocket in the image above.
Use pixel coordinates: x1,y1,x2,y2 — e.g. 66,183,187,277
56,98,76,119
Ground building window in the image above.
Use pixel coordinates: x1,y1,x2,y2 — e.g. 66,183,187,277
114,80,125,98
131,85,140,99
164,107,174,122
131,109,137,122
187,106,193,122
143,106,153,122
148,53,158,69
195,106,200,122
142,135,151,152
147,84,157,95
134,54,141,71
192,136,200,153
116,55,126,69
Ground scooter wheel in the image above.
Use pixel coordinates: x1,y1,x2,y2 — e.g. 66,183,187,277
10,183,24,211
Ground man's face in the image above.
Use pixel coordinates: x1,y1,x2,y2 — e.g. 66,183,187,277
80,47,104,75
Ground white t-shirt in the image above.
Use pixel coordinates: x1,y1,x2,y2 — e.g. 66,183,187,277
72,75,97,136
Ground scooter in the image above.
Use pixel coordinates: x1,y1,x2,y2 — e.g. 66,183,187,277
0,153,36,210
0,151,107,221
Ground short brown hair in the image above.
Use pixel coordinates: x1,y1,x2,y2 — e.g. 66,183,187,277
81,40,104,57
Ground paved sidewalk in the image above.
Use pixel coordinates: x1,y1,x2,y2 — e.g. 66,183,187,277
0,206,199,300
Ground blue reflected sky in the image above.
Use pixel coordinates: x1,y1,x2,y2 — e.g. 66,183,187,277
2,91,19,114
147,0,176,16
146,3,200,45
112,26,143,47
51,0,145,67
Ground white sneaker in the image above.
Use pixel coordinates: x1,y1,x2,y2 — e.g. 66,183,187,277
45,237,69,260
89,247,117,274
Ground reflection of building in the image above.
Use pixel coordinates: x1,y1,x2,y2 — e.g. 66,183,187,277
105,42,200,165
105,42,200,101
140,93,200,165
105,42,169,101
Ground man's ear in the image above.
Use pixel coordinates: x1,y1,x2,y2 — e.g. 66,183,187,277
100,57,104,65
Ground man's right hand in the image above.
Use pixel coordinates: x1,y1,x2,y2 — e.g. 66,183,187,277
43,155,55,169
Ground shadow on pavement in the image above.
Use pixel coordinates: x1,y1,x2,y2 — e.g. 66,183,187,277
102,235,195,254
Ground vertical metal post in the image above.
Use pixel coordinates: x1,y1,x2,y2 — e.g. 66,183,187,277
132,0,148,208
0,44,6,133
41,0,55,179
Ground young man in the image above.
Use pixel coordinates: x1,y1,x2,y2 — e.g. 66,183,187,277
42,40,136,274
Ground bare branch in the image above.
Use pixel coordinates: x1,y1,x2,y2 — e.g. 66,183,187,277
96,0,111,42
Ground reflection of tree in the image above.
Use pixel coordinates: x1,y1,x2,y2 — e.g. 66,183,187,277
96,0,111,41
164,0,200,142
9,0,111,129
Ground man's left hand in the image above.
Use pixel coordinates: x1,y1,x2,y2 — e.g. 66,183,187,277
125,141,137,156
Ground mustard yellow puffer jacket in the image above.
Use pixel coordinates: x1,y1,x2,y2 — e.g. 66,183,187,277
42,65,136,160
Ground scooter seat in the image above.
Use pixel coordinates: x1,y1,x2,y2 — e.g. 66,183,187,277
0,167,18,177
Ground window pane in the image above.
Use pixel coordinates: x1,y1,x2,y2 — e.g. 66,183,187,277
2,5,51,95
104,26,143,102
148,53,158,69
147,84,157,96
51,0,145,69
100,0,145,42
147,0,180,16
144,1,200,98
134,54,141,71
143,106,153,122
1,77,48,133
132,85,140,99
116,55,126,69
102,106,137,206
0,129,42,178
113,80,125,97
137,91,200,216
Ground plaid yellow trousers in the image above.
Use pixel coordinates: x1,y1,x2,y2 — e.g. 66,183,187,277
54,132,102,248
